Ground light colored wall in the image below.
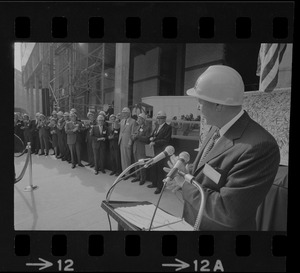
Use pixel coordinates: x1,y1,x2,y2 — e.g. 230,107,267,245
14,69,28,113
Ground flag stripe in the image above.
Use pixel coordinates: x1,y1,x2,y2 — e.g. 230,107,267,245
261,57,280,91
261,45,280,82
257,43,287,92
264,73,279,93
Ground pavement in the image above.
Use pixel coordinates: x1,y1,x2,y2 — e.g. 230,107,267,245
14,153,184,231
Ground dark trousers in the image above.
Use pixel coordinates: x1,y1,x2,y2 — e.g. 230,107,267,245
109,140,122,174
68,142,81,165
152,157,168,190
93,144,106,172
133,150,146,182
87,137,94,165
31,131,40,153
62,133,71,160
57,131,64,156
39,132,49,154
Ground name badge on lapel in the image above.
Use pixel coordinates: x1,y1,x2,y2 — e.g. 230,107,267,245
203,164,221,184
139,128,143,132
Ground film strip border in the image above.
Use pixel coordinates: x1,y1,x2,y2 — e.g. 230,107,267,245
14,16,290,40
2,1,292,272
0,2,294,42
10,232,286,271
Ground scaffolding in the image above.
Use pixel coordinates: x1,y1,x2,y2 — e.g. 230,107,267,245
20,43,117,119
46,43,111,117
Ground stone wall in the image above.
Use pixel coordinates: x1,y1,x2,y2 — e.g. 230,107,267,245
199,88,291,166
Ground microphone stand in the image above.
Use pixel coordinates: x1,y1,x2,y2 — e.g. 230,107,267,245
148,179,168,231
106,158,151,201
178,172,206,231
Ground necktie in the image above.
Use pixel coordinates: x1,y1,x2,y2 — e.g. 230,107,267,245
197,129,220,168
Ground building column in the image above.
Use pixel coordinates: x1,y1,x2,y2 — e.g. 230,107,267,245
26,86,30,115
114,43,130,114
27,83,33,117
29,84,34,118
35,74,41,114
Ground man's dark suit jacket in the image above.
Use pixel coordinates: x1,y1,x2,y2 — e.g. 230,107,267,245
150,123,172,155
182,111,280,231
90,125,108,148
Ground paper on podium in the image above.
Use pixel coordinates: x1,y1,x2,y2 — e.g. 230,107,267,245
115,204,193,231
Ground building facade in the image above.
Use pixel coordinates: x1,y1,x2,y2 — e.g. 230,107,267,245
19,43,292,119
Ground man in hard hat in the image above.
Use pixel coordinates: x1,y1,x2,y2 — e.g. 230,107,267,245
131,113,152,185
90,114,109,174
148,110,172,194
84,111,96,168
37,114,50,156
108,114,122,176
29,112,41,154
56,111,64,159
59,112,71,163
166,65,280,230
65,112,85,168
118,107,137,175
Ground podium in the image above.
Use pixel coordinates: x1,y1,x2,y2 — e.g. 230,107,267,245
101,200,151,230
101,200,194,231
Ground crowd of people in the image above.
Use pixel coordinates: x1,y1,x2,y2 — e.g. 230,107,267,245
171,114,201,136
14,107,174,195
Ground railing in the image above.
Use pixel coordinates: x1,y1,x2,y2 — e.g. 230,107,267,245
14,142,38,192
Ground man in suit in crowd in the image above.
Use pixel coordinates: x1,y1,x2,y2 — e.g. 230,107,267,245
56,111,64,159
37,114,50,156
60,112,71,163
108,114,122,176
131,113,152,185
65,112,84,169
148,110,172,194
84,111,96,168
29,112,41,154
91,114,108,175
118,107,137,175
21,114,31,152
166,65,280,230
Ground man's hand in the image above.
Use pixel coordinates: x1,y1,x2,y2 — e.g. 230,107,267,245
162,155,187,193
149,141,155,148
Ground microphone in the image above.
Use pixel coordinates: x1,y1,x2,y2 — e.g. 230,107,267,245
164,152,190,183
144,145,175,168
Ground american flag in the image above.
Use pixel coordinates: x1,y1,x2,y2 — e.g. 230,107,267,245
256,43,287,92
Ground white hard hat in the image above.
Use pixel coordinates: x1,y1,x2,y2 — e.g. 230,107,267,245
138,113,147,120
122,107,131,113
157,111,167,118
186,65,244,106
87,111,94,117
97,114,105,120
